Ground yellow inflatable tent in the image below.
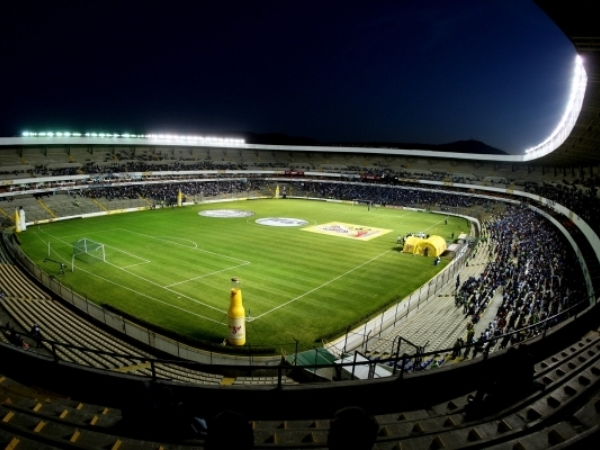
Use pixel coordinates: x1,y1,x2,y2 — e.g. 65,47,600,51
402,236,423,254
402,235,447,257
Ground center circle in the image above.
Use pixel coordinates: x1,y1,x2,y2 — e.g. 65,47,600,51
255,217,308,227
199,209,255,218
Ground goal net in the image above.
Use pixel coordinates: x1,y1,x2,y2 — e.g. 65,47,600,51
71,238,106,270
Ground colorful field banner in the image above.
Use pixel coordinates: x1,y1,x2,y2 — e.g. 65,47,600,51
303,222,392,241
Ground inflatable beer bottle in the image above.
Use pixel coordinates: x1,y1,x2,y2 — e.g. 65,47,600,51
227,277,246,345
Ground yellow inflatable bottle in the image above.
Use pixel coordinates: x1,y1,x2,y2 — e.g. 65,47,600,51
227,277,246,346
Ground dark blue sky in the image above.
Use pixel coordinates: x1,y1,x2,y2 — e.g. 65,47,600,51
0,1,576,154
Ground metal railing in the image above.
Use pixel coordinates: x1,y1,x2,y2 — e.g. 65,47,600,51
0,296,590,386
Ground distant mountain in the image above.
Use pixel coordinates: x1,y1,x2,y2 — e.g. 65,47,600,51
241,133,508,155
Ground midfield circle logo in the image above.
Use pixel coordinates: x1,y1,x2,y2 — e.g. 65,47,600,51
199,209,255,218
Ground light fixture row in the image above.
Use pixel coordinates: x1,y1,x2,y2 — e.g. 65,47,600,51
21,131,245,144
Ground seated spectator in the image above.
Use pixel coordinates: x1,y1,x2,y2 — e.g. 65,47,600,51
30,323,42,348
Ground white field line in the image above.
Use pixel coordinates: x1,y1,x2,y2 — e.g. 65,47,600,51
424,216,449,232
35,228,228,315
253,249,392,320
102,244,151,264
116,228,250,264
164,262,249,288
122,261,152,269
155,236,198,249
39,227,124,240
349,208,417,223
32,230,225,324
102,260,228,313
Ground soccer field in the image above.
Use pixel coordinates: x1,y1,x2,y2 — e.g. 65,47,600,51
17,199,470,350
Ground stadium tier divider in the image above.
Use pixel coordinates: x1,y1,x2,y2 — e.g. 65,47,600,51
2,325,600,448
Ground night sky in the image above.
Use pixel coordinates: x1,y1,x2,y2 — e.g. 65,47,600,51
0,1,576,154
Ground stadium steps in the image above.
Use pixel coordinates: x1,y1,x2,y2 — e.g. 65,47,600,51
368,288,470,356
0,264,52,299
240,331,600,448
232,376,298,386
26,302,224,383
0,331,10,345
369,298,456,355
0,207,11,222
32,300,148,370
1,298,111,368
3,298,226,386
35,198,57,219
248,330,600,449
4,294,225,383
0,299,599,448
367,240,500,359
89,197,108,212
2,298,127,369
139,196,153,207
2,396,122,431
0,401,158,450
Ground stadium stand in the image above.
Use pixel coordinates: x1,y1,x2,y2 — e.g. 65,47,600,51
1,1,600,447
1,160,599,447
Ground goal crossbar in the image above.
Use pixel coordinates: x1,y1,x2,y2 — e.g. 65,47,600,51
71,238,106,271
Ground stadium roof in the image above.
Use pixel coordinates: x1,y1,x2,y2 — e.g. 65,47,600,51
0,1,597,167
532,0,600,166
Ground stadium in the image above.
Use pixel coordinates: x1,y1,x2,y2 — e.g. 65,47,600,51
1,1,600,449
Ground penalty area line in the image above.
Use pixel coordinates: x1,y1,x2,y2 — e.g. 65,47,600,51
116,228,250,264
164,262,250,288
253,250,392,320
34,227,228,316
31,229,226,325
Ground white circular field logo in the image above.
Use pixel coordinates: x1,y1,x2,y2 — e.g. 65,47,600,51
199,210,255,218
255,218,308,227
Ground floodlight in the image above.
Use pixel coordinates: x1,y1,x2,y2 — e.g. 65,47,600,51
523,54,586,157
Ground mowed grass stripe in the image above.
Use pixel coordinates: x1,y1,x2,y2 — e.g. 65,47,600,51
18,199,468,347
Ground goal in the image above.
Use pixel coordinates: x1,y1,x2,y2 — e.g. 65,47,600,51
71,238,106,270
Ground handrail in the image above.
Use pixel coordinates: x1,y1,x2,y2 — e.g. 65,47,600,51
1,297,590,383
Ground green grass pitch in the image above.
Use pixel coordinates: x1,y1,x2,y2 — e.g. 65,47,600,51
17,199,469,350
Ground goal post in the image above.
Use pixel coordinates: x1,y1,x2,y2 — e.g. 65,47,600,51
71,238,106,271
